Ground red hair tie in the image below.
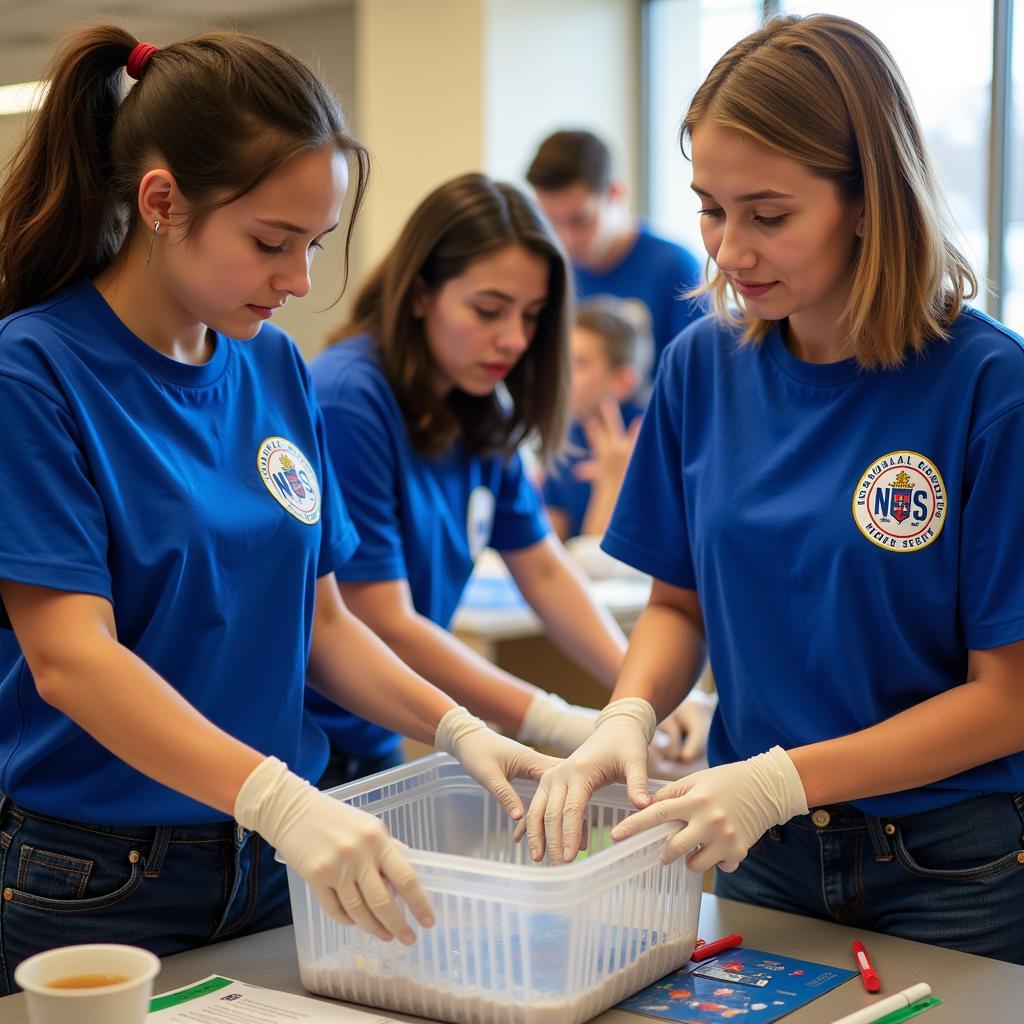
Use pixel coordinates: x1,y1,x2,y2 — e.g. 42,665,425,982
126,42,158,80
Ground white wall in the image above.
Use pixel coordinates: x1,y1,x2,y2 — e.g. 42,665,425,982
353,0,486,273
236,3,359,358
484,0,640,203
353,0,642,260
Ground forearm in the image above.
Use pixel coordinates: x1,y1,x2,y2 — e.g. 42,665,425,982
36,639,263,817
374,609,540,732
505,539,626,688
307,605,458,746
612,602,707,717
792,673,1024,806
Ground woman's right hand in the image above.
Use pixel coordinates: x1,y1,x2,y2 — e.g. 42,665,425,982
521,697,656,864
234,757,434,944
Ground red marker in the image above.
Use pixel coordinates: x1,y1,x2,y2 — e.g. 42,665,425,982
691,934,743,961
852,940,881,992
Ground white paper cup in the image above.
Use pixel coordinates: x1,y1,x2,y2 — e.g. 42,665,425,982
14,943,160,1024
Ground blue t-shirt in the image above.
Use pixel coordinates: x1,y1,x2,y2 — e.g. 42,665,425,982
542,399,644,538
602,310,1024,816
574,225,703,372
308,334,550,756
0,280,358,824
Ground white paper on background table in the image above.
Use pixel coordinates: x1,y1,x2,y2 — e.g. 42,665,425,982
147,975,397,1022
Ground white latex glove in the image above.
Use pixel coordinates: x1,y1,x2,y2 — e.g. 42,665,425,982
610,747,809,873
657,689,717,763
517,691,598,754
564,534,648,581
235,757,433,944
522,696,656,865
519,691,680,773
435,706,558,822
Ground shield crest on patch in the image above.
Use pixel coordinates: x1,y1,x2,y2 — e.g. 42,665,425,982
891,488,911,523
284,466,305,498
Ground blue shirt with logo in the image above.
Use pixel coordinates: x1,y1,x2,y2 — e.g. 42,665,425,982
0,280,358,824
542,399,644,538
308,334,550,757
602,310,1024,816
574,225,704,372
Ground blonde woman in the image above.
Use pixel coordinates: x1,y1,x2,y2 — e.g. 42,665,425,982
526,14,1024,963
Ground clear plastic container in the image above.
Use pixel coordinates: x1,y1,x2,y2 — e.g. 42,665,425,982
285,753,701,1024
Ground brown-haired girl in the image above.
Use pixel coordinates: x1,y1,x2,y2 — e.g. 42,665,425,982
308,172,713,787
0,27,554,987
528,14,1024,962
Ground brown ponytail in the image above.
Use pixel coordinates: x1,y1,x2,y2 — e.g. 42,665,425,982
0,24,369,318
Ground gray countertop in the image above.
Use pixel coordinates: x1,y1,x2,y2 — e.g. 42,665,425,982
2,894,1020,1022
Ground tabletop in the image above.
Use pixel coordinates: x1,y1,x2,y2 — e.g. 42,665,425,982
3,893,1020,1022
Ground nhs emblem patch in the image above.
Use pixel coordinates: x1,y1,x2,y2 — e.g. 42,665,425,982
257,436,321,524
852,451,945,552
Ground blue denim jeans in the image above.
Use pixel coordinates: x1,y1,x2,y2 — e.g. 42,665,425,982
0,797,292,995
715,792,1024,964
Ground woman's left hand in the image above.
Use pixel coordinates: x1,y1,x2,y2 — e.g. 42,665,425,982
610,747,808,872
435,707,559,821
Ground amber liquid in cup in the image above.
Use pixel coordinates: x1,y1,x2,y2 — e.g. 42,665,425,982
45,974,130,989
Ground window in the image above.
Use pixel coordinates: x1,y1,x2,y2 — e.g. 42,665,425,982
644,1,761,262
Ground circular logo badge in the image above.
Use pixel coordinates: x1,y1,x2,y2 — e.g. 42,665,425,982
852,451,946,552
257,436,321,524
466,485,496,560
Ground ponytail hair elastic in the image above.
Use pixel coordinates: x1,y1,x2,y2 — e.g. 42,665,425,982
126,42,158,80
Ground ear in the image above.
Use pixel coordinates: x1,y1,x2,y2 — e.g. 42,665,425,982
410,275,430,318
607,179,628,205
854,200,866,239
137,168,181,234
611,364,637,401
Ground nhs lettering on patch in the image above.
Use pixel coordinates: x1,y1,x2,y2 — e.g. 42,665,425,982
258,436,322,525
852,450,945,553
872,485,928,523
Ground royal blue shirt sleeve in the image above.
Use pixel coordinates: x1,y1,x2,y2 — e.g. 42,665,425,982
488,451,550,551
600,354,696,588
0,370,112,624
959,399,1024,649
320,401,407,582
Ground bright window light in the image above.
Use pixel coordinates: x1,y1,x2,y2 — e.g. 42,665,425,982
0,80,49,117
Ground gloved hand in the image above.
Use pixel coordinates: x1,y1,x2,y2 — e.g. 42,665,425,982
610,747,808,872
235,757,433,944
656,689,717,763
522,696,656,865
518,691,680,774
435,706,558,822
517,690,599,754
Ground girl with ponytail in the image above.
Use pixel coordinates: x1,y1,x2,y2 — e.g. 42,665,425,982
0,26,553,987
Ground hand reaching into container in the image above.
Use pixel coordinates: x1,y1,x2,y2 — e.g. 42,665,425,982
609,748,809,872
518,690,689,773
656,689,717,764
435,706,559,821
235,756,434,944
521,697,656,864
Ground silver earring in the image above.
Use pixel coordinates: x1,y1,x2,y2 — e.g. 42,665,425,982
145,220,160,270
